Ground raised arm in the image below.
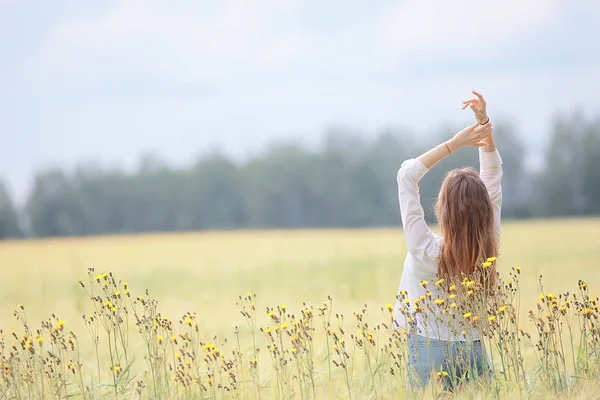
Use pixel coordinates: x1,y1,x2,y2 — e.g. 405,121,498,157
398,122,494,261
479,148,503,240
462,90,502,239
397,159,439,262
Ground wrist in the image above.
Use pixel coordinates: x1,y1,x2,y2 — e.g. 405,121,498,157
446,137,460,153
478,115,490,125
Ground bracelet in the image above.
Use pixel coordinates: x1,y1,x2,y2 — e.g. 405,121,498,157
479,116,490,125
444,142,452,154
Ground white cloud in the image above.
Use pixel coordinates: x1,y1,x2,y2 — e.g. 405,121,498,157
377,0,561,58
18,0,347,90
20,0,565,91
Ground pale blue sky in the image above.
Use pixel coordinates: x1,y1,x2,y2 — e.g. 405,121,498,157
1,0,599,201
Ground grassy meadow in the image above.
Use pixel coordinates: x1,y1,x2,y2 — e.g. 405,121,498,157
0,218,599,399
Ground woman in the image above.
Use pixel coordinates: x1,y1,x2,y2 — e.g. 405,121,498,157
392,91,502,391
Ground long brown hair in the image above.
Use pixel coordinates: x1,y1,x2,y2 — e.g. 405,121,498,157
435,168,498,289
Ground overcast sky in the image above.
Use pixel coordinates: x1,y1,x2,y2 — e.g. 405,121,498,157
1,0,599,201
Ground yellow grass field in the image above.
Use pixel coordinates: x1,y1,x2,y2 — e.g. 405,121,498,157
1,218,598,335
0,218,599,399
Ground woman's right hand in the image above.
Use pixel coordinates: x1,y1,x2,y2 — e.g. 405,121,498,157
448,122,493,151
462,90,488,124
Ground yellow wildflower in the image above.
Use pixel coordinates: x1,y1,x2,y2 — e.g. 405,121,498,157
498,305,507,313
420,280,429,287
435,279,445,286
482,261,492,268
488,316,496,323
486,257,497,262
581,309,592,317
463,312,472,319
449,285,456,292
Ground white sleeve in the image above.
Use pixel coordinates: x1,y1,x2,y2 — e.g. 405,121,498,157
397,159,440,263
479,149,503,240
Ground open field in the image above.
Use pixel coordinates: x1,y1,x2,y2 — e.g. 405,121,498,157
0,218,599,398
2,218,599,336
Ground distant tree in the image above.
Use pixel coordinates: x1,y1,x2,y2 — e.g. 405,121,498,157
187,152,246,230
19,114,599,238
0,180,22,239
580,118,600,214
26,169,81,237
537,114,588,217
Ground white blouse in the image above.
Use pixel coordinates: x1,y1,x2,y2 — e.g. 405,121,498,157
392,148,503,341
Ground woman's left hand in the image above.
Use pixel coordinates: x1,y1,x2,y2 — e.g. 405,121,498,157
462,90,488,124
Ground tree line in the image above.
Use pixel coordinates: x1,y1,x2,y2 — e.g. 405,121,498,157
1,113,598,239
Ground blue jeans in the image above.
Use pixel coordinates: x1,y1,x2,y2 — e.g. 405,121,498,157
407,334,491,392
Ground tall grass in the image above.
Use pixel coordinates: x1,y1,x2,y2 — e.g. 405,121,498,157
1,262,600,399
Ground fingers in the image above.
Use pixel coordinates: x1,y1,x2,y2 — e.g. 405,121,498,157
468,121,480,130
478,125,493,139
474,123,492,136
472,90,486,104
473,123,488,132
462,98,480,111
